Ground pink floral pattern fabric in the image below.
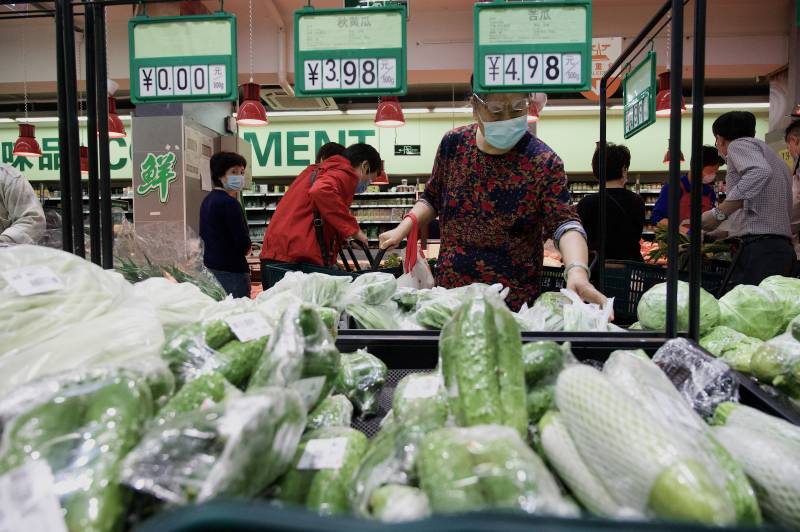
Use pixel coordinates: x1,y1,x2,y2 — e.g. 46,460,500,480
421,124,579,310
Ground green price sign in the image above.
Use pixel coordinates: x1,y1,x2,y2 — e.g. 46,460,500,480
473,0,591,94
623,51,657,139
294,6,407,98
128,13,238,104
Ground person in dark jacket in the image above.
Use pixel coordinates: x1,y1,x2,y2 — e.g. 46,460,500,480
199,151,252,298
577,143,645,262
259,143,380,285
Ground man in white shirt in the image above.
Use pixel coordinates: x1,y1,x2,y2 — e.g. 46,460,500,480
783,120,800,261
0,163,45,245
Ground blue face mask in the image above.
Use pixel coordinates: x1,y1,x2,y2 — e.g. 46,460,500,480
356,180,369,194
482,115,528,150
224,174,245,191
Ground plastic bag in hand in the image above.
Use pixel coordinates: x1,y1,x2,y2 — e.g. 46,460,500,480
0,368,155,532
397,244,434,290
560,289,614,332
248,304,341,411
121,387,305,506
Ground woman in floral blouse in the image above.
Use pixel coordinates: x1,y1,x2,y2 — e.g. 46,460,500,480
379,89,606,311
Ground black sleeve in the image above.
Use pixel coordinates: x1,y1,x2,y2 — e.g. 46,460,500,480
224,199,252,255
576,195,595,231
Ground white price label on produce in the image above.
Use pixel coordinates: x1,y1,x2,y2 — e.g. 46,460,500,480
0,462,68,532
2,266,64,296
224,312,270,342
297,437,349,470
401,375,441,399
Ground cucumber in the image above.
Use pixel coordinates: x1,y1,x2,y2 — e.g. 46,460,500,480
156,372,228,426
521,341,566,386
493,304,528,437
418,427,485,513
204,320,236,350
335,350,387,416
307,395,354,431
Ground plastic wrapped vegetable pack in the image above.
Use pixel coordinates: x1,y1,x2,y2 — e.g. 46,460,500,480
249,304,341,411
652,338,739,417
335,349,387,417
368,484,431,523
122,387,305,506
347,301,402,330
516,292,571,332
114,221,227,301
749,333,800,399
560,289,616,332
521,341,574,424
344,272,397,306
553,362,752,525
718,285,783,341
637,281,720,335
0,368,155,532
162,317,268,389
0,244,134,356
278,426,368,515
414,290,465,329
759,275,800,330
700,326,763,373
307,395,354,431
0,294,165,394
417,425,578,517
712,403,800,530
263,271,352,309
350,372,449,518
133,277,217,337
439,294,528,436
154,372,239,427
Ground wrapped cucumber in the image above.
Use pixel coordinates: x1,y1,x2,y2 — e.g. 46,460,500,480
249,305,341,411
335,349,387,417
278,426,368,515
439,295,527,436
522,341,566,386
345,273,397,306
307,395,354,431
155,372,232,426
122,387,305,505
526,385,555,425
0,369,154,532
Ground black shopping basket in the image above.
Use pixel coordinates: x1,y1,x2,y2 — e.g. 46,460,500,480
539,252,599,294
603,258,734,326
262,241,402,290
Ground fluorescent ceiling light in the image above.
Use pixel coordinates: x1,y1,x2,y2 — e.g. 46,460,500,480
344,109,378,115
0,118,15,123
702,102,769,109
268,110,344,117
402,108,431,114
545,105,601,111
12,115,132,124
432,107,472,113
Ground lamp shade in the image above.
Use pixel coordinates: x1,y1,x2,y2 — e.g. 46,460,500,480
374,97,405,127
663,140,686,164
237,83,268,126
527,100,540,123
372,159,389,185
80,146,89,175
655,71,686,118
107,96,127,138
12,123,42,158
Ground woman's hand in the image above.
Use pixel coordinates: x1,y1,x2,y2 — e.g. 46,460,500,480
349,230,369,248
566,269,612,320
379,226,407,250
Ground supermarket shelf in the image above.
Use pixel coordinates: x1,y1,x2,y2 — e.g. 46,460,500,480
247,220,268,225
245,206,265,211
357,220,402,225
356,192,416,197
351,204,408,209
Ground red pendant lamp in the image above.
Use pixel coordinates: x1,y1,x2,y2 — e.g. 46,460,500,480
237,82,268,126
80,146,89,175
655,71,686,118
374,97,405,128
663,139,685,164
107,96,127,138
527,100,540,123
371,160,389,185
12,123,42,158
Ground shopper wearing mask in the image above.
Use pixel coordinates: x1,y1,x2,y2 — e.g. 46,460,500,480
578,143,645,262
650,145,724,229
199,151,252,298
379,86,606,311
260,143,380,280
783,120,800,261
701,111,794,285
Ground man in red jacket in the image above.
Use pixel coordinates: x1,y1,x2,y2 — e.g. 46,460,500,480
260,143,380,282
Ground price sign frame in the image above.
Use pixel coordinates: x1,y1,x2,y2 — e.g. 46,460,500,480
128,13,238,104
294,6,407,98
473,0,591,94
623,51,657,139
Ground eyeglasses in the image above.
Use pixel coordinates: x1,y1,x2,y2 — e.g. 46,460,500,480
473,94,529,117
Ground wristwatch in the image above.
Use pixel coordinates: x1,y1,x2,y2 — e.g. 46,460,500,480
563,262,591,282
711,207,727,222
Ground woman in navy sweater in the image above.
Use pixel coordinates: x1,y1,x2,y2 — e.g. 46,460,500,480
199,152,252,298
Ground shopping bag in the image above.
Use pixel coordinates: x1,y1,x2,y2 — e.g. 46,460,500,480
397,213,435,290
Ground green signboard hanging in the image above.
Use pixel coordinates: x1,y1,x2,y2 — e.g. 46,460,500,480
128,13,238,104
294,6,407,98
473,0,591,94
623,51,657,139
